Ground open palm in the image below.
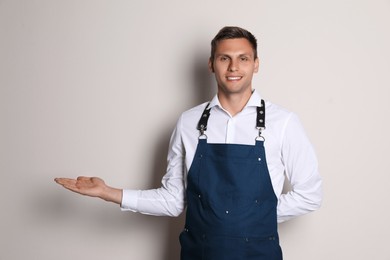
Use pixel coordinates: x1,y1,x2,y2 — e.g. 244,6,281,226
55,176,106,198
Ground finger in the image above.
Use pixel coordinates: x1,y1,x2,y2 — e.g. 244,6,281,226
63,182,99,197
77,176,91,181
62,182,80,192
54,178,76,186
55,179,80,191
76,177,95,187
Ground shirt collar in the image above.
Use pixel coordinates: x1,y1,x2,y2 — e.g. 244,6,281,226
208,89,263,109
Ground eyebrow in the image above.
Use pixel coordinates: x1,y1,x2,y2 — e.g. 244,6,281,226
215,53,254,61
215,53,253,58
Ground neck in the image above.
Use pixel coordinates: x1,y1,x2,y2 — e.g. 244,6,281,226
218,90,252,116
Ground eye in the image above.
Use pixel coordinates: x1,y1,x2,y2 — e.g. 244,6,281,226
240,56,249,61
219,56,229,61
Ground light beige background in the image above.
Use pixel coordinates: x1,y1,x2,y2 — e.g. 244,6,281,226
1,0,389,259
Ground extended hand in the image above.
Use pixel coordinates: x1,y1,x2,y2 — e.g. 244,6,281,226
54,176,122,204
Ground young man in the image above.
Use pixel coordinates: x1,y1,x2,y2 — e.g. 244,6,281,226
55,26,322,259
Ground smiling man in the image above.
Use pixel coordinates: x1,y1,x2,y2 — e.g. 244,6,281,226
210,37,259,115
55,26,322,260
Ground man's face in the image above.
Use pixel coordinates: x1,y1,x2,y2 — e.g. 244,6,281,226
209,38,259,97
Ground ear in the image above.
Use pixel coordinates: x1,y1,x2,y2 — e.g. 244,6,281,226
208,58,214,73
254,57,260,73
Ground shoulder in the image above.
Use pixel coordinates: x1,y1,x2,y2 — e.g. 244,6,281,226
181,102,210,117
174,102,209,134
264,100,311,145
178,102,210,124
263,100,307,144
264,100,295,125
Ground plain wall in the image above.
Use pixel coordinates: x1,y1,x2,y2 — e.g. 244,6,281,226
1,0,390,259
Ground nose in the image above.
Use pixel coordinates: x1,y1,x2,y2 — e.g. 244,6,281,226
228,59,238,72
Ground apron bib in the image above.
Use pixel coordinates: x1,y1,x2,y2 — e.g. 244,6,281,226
180,100,282,260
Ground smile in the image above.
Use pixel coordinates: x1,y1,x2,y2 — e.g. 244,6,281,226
226,76,242,81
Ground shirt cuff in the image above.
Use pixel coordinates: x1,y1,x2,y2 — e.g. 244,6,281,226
120,189,140,212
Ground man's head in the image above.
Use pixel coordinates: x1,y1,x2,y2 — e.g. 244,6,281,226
210,26,258,66
208,26,259,98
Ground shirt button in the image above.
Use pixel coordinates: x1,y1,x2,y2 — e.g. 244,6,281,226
225,210,229,214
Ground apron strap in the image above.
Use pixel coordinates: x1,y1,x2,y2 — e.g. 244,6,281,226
197,100,266,138
197,103,211,136
256,99,266,140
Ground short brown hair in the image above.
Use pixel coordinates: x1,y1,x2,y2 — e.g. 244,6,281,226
210,26,258,62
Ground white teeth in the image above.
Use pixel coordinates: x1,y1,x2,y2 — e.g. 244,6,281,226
227,77,241,80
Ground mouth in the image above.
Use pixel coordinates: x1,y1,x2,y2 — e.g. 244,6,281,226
226,76,242,81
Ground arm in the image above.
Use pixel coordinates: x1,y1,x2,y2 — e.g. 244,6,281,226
120,115,186,217
277,114,323,223
54,176,123,204
55,116,186,216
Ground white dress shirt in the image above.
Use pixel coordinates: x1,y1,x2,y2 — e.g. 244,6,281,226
121,90,322,223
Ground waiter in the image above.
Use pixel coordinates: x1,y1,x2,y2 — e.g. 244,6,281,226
55,26,322,259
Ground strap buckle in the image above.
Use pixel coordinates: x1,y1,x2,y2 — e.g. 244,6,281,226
256,126,265,141
197,103,211,139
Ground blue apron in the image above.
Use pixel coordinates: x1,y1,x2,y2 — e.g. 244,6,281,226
180,100,283,260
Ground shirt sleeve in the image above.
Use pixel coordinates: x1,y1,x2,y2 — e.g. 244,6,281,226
120,115,186,217
277,113,323,223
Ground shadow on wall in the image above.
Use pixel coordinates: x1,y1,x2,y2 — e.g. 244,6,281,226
160,52,215,260
190,51,216,107
32,47,215,260
148,127,184,260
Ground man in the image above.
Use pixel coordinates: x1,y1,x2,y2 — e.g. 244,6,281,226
55,26,322,259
